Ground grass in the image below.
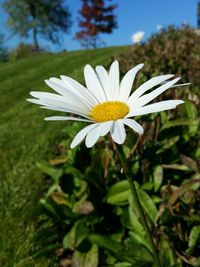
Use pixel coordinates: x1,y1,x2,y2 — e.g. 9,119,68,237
0,46,128,267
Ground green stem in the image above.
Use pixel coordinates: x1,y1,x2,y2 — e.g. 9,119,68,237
115,144,162,267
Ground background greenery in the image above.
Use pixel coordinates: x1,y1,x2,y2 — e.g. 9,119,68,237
0,26,200,267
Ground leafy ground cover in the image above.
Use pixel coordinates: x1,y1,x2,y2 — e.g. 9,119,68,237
0,46,128,267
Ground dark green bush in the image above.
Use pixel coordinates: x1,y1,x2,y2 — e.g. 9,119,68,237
117,25,200,87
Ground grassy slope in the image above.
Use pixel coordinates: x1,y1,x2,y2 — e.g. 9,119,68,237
0,46,128,267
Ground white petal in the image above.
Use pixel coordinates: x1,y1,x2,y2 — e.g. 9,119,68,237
171,83,191,88
119,63,144,101
60,75,98,106
98,121,113,136
123,118,144,135
95,66,111,100
127,100,184,117
128,74,174,105
40,105,90,118
133,77,181,108
44,116,91,122
85,126,101,148
84,65,106,102
110,120,126,144
70,124,98,149
29,91,89,114
109,60,120,99
45,79,87,107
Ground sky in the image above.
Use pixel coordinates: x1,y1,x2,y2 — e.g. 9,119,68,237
0,0,199,51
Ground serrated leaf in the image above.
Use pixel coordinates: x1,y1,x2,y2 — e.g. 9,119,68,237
153,165,163,192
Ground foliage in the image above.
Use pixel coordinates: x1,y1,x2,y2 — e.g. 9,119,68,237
0,33,8,62
33,27,200,266
9,42,46,60
117,25,200,87
76,0,117,48
3,0,72,49
0,46,128,267
36,96,200,266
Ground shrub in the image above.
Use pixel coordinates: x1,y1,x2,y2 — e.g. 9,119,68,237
117,25,200,86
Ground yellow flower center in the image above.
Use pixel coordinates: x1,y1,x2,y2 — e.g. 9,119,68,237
90,101,129,122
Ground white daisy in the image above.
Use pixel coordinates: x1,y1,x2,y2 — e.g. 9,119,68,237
131,31,144,44
27,61,188,149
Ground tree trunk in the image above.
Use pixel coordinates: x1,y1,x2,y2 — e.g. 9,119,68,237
33,27,39,50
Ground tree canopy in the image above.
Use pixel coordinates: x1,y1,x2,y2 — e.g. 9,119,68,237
3,0,72,49
76,0,117,48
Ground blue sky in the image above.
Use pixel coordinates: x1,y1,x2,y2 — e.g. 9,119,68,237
0,0,199,51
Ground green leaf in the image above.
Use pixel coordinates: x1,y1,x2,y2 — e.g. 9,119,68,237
123,237,153,264
106,180,130,205
63,220,89,250
40,198,60,220
187,226,200,254
156,136,179,154
114,263,132,267
160,118,199,131
153,165,163,192
36,161,63,182
137,189,158,223
73,244,98,267
129,231,153,254
159,236,179,267
128,204,144,235
182,100,198,136
88,234,123,254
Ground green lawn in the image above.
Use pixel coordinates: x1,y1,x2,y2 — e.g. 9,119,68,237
0,46,128,267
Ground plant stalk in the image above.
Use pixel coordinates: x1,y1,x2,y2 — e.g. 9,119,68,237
115,144,162,267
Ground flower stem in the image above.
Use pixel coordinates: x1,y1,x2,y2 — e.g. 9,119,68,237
115,144,162,267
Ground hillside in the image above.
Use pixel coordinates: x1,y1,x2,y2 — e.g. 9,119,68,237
0,46,128,266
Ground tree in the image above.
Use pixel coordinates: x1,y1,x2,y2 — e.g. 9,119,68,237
76,0,117,48
3,0,72,50
0,34,8,62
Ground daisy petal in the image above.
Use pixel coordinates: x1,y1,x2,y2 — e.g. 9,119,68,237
95,66,111,100
123,118,144,135
119,63,144,101
111,120,126,144
70,124,98,149
127,100,184,117
40,105,90,118
45,79,86,107
128,74,174,105
29,91,90,115
109,60,120,99
133,77,181,108
171,83,191,88
85,126,101,148
98,121,113,136
84,64,106,102
60,75,98,106
44,116,91,122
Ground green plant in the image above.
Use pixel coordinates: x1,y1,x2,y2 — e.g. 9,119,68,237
36,98,200,266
